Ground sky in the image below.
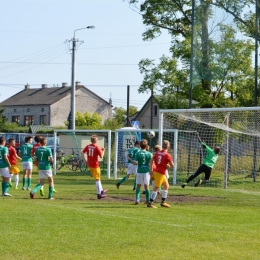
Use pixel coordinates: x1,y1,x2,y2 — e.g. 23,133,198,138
0,0,172,111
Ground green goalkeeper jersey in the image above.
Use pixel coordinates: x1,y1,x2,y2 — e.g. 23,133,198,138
127,147,140,163
201,142,219,168
0,145,8,168
20,143,33,162
135,150,152,173
35,146,52,170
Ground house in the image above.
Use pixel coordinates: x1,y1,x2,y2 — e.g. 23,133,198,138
131,95,198,129
0,82,113,127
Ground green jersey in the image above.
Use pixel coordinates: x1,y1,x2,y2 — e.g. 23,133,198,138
20,143,33,162
127,147,140,164
0,145,8,168
135,150,152,173
35,146,52,170
202,142,219,168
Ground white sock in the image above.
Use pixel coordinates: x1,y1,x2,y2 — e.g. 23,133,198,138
14,175,19,187
151,191,157,201
96,181,102,194
162,190,168,199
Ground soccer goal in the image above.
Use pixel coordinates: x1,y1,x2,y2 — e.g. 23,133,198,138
53,130,111,177
159,107,260,191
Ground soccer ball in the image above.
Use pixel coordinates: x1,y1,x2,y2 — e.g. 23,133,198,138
147,131,155,139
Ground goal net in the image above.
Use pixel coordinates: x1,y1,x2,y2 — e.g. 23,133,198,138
53,130,111,177
159,107,260,191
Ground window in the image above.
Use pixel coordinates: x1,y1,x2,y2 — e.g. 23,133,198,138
153,105,158,117
40,115,46,125
24,116,34,126
12,116,20,124
41,108,44,112
27,108,30,112
14,109,17,112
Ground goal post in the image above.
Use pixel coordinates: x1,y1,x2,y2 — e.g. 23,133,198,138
53,130,111,178
159,107,260,191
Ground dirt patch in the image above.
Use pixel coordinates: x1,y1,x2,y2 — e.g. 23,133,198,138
103,193,223,204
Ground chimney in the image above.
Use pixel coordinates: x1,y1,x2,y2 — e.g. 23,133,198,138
25,83,30,90
76,81,81,86
62,82,68,87
42,84,48,89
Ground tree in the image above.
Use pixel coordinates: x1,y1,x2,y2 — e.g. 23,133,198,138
113,106,139,124
0,106,7,131
123,0,257,108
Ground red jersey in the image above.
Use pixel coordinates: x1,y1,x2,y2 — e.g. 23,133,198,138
153,150,172,175
7,145,17,165
82,144,102,168
32,143,41,166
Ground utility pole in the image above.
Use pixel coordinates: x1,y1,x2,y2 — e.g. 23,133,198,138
68,26,95,130
126,85,130,126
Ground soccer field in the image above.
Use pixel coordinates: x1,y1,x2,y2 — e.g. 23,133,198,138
1,171,260,260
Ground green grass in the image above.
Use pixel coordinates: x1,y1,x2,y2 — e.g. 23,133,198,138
1,169,260,260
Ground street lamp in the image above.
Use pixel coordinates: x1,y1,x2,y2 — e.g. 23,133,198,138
70,26,95,130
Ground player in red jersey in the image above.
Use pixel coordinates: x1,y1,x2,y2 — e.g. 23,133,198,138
7,138,21,189
81,135,107,199
147,140,174,208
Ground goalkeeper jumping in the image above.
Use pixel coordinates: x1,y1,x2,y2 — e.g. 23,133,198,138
181,140,220,188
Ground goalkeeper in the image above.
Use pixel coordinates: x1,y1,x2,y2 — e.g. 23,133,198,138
181,141,220,188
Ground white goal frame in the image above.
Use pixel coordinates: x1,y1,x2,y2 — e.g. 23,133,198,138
159,107,260,188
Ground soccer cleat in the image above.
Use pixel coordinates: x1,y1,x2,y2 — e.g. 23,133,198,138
181,183,187,188
53,188,57,193
194,179,202,187
27,188,31,191
97,194,106,199
22,187,26,190
30,192,34,199
9,182,12,188
134,201,139,205
40,188,44,196
147,202,157,208
132,187,136,191
49,197,55,200
161,201,171,208
15,186,18,189
101,189,108,195
116,183,120,189
3,193,12,197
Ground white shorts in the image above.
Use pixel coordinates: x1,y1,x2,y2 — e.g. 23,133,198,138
39,170,53,179
0,168,12,178
22,162,33,170
127,163,138,175
136,172,150,186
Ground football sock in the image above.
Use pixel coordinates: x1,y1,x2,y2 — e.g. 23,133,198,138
27,178,32,188
135,188,140,202
119,176,127,184
32,183,41,194
145,189,150,203
14,175,19,187
95,181,102,194
5,182,10,193
22,178,27,188
151,191,157,201
133,178,136,190
48,186,54,199
162,190,168,200
2,181,4,194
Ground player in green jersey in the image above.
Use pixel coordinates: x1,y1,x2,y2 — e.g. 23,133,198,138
116,141,140,189
19,136,33,190
30,137,54,199
133,139,152,204
181,141,220,188
0,136,12,196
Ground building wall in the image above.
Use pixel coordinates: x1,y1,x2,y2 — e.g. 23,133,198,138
3,106,50,126
50,88,112,126
134,102,159,129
